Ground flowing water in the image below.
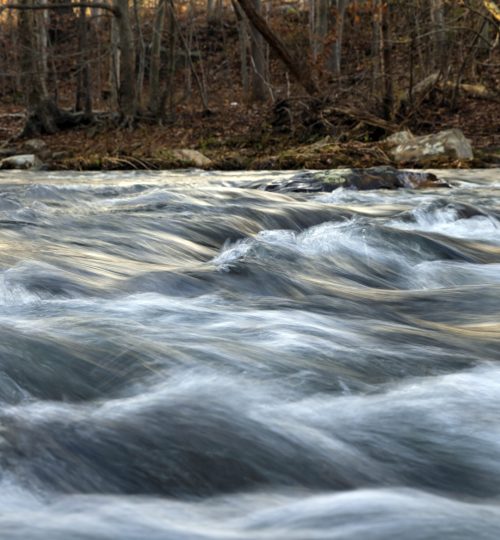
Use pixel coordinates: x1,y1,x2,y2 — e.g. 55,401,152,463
0,168,499,539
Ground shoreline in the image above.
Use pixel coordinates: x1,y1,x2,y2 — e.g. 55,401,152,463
2,122,499,172
16,142,500,172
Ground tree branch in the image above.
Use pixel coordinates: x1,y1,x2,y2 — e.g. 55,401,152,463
235,0,319,96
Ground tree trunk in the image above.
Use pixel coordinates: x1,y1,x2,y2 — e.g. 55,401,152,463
149,0,166,114
381,1,394,120
167,0,209,111
333,0,347,76
233,0,250,97
114,0,137,125
311,0,330,61
133,0,146,107
371,0,381,98
207,0,216,26
430,0,446,74
36,0,49,91
75,6,92,117
10,1,117,136
109,14,120,110
166,0,178,119
235,0,319,95
249,0,267,101
18,0,58,135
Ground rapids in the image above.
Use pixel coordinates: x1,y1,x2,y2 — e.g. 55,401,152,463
0,168,499,539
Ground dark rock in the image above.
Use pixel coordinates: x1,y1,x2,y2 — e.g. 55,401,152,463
252,166,450,193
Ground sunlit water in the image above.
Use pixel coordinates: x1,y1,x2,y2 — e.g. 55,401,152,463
0,168,499,539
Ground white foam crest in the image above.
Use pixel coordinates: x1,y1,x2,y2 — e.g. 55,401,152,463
296,221,368,256
389,205,500,241
212,229,298,270
295,221,417,278
0,274,41,307
316,188,414,206
212,238,253,270
255,229,297,246
212,219,419,276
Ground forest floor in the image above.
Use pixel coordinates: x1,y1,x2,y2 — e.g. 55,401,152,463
1,92,499,170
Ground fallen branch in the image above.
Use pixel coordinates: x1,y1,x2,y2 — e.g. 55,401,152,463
0,113,25,119
325,106,400,132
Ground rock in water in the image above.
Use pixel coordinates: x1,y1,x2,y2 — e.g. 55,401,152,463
253,166,449,193
387,129,473,164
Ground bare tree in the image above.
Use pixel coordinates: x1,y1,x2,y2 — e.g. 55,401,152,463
3,0,138,129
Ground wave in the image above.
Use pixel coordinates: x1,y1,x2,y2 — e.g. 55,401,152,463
0,487,499,539
2,366,500,498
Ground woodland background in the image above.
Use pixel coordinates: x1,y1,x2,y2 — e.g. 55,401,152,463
0,0,499,168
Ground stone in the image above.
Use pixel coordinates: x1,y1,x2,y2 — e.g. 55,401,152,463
250,166,449,193
22,138,47,153
388,129,473,164
172,149,212,168
0,154,43,170
22,139,52,160
385,130,414,146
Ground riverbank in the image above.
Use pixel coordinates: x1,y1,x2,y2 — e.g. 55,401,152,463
1,94,499,171
1,125,499,172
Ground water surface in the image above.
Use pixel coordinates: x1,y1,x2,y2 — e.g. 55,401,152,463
1,168,499,539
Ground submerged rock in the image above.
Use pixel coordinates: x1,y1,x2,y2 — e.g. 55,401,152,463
0,154,43,170
251,166,449,193
387,129,473,164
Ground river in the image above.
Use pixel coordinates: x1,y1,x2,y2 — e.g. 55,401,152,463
0,168,499,539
